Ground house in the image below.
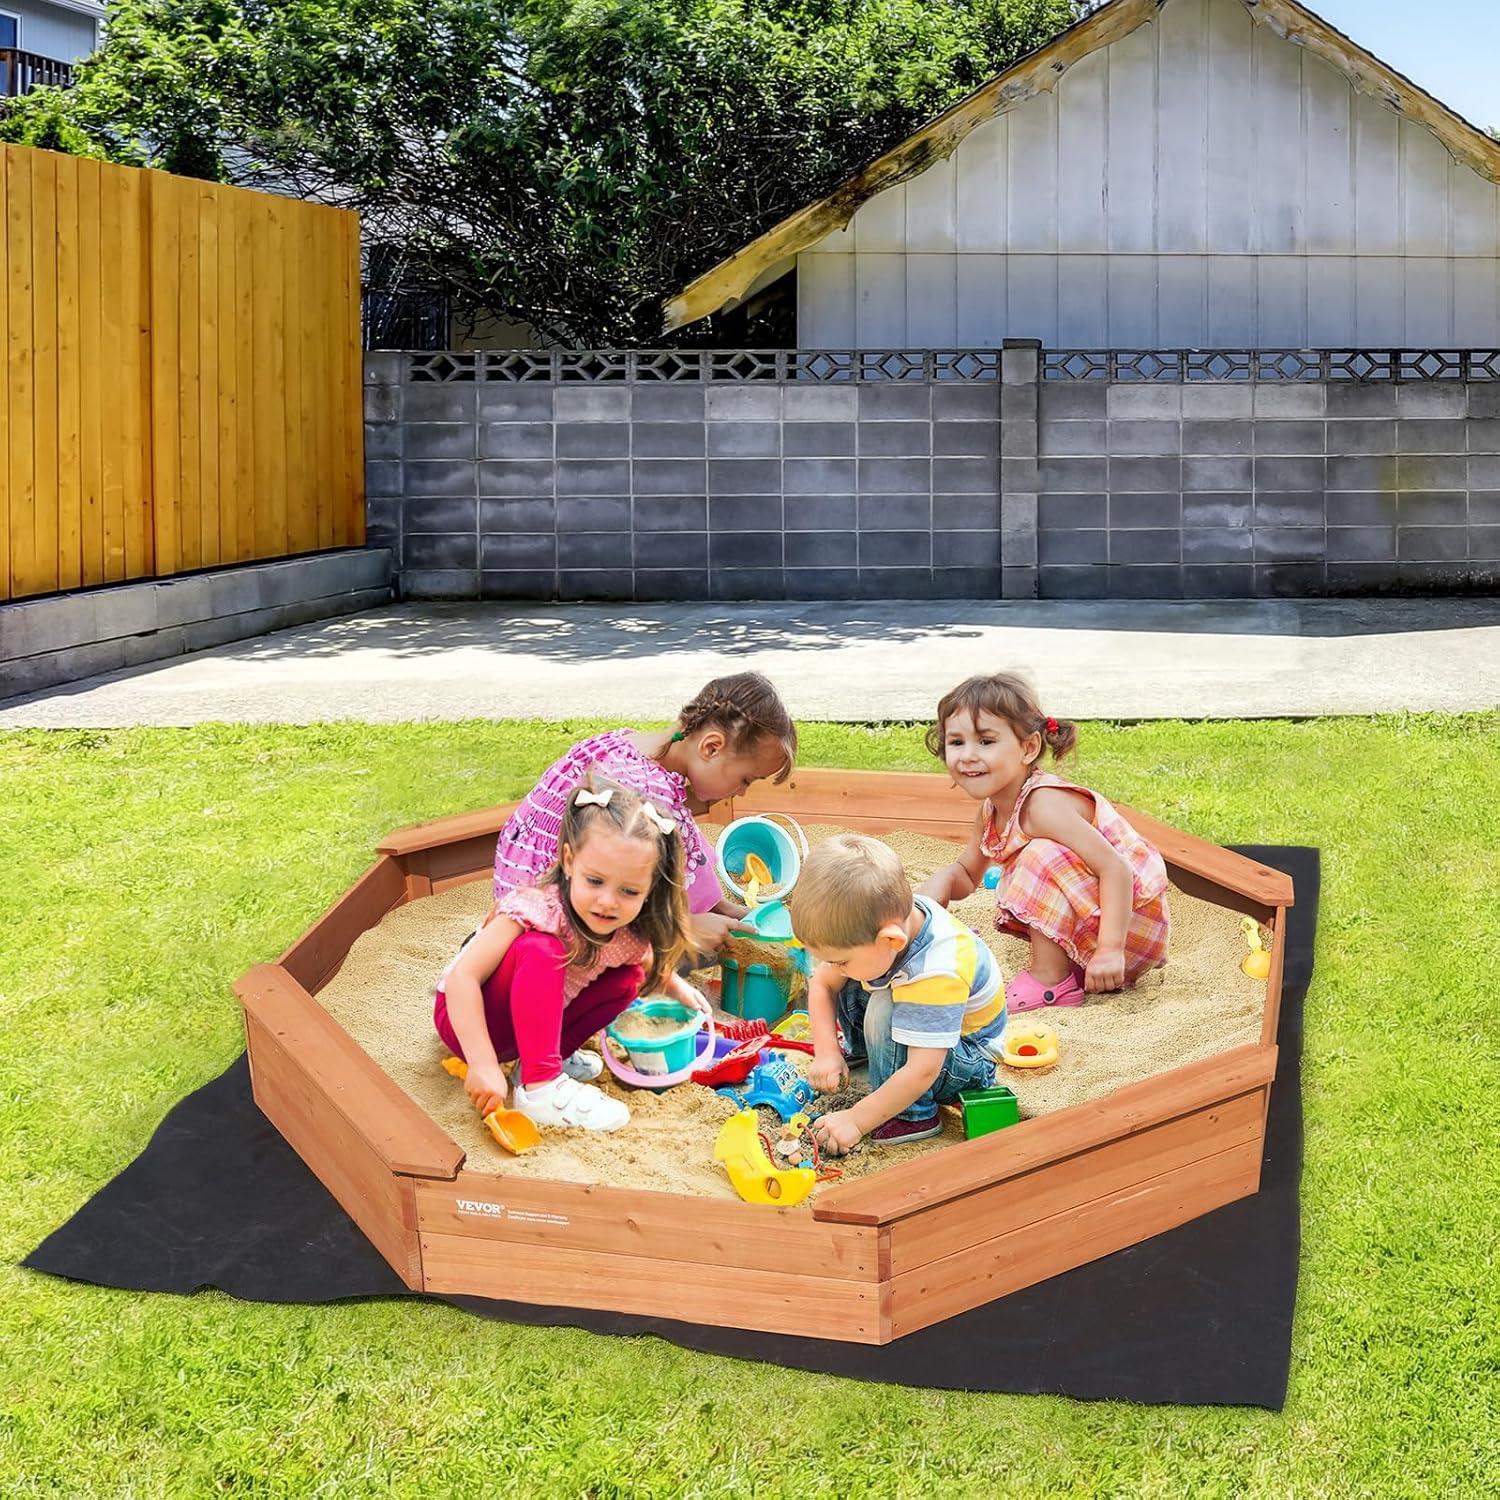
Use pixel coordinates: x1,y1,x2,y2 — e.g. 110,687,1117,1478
667,0,1500,352
1,0,100,97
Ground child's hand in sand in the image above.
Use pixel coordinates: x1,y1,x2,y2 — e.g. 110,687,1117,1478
811,1109,863,1157
464,1061,509,1117
1084,945,1126,993
807,1050,848,1093
664,976,713,1017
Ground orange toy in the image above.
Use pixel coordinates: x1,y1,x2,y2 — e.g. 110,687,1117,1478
440,1056,543,1153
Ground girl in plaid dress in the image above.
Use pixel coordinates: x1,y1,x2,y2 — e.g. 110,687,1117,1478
920,673,1170,1013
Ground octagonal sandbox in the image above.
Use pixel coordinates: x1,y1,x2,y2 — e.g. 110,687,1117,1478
234,769,1292,1345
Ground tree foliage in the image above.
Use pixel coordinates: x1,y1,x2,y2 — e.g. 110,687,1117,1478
3,0,1084,343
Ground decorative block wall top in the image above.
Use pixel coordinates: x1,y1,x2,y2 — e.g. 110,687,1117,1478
382,348,1500,387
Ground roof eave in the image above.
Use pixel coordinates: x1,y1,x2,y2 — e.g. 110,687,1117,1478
663,0,1500,335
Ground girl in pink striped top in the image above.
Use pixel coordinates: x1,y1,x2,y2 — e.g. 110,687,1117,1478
493,672,798,958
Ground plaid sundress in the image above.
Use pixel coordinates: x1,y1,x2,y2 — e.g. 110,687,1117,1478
980,771,1170,983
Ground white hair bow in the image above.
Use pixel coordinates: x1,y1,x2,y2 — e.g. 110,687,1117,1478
574,787,614,809
641,804,676,836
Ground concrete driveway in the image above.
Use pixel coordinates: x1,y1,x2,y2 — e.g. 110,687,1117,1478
2,597,1497,726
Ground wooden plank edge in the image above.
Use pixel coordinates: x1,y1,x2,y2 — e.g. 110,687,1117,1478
378,801,520,858
418,1232,886,1343
1260,905,1290,1052
278,853,408,993
415,1170,881,1282
244,1021,425,1289
813,1043,1277,1225
1117,803,1296,908
235,961,465,1179
885,1087,1267,1276
885,1135,1263,1339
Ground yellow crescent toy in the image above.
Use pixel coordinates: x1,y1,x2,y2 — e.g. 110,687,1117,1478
713,1110,817,1206
1240,917,1273,980
1001,1022,1060,1070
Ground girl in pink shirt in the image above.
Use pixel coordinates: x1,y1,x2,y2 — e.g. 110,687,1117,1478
493,671,798,957
438,780,700,1132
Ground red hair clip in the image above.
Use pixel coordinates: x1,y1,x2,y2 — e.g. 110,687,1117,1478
1044,716,1059,735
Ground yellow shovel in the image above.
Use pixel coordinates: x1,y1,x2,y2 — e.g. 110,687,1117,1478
440,1056,543,1154
738,851,775,908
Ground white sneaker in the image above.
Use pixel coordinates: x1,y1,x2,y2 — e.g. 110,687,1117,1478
562,1048,604,1082
513,1075,630,1132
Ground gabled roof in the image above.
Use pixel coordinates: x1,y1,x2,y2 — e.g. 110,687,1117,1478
664,0,1500,333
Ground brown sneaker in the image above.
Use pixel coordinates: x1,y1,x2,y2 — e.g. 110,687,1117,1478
870,1115,942,1146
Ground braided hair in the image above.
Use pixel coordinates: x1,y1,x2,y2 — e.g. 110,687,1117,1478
675,672,796,784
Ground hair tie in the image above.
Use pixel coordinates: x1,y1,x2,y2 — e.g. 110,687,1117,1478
574,787,614,808
668,731,685,744
641,804,676,836
1045,717,1059,736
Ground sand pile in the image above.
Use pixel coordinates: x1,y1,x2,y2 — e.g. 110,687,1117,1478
314,822,1267,1202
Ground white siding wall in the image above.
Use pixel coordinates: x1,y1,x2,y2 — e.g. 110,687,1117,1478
3,0,100,64
798,0,1500,348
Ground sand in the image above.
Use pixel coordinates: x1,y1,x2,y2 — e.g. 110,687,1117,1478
314,823,1268,1203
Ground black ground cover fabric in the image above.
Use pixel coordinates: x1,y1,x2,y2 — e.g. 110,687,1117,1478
25,847,1316,1408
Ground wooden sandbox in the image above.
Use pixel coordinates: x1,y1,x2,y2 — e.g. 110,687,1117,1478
234,769,1293,1345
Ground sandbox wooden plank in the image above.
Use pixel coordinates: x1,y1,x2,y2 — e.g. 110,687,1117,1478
1115,803,1295,908
886,1137,1264,1338
419,1233,885,1342
733,769,974,841
279,855,408,994
415,1172,880,1281
378,802,520,858
410,838,506,894
886,1088,1266,1274
814,1043,1276,1225
236,963,465,1179
1261,906,1289,1050
245,1008,424,1286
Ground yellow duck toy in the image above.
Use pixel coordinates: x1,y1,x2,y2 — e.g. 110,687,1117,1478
1240,917,1273,980
1001,1022,1060,1070
713,1110,817,1206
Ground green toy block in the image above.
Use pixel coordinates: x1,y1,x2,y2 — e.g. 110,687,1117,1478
958,1084,1020,1138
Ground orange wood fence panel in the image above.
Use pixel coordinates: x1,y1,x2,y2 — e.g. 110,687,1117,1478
1,144,364,602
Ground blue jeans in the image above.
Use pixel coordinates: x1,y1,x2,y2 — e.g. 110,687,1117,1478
836,981,1000,1123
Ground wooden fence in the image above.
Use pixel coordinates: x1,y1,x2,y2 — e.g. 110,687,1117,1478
2,145,364,603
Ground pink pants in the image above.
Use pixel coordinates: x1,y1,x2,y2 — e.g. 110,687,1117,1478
434,929,642,1086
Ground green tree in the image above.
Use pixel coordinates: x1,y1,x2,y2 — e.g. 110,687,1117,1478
3,0,1083,344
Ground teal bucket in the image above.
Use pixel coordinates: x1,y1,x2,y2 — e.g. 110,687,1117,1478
719,957,792,1026
716,815,808,904
605,999,704,1076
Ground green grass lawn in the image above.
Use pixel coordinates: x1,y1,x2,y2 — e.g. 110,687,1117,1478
2,717,1497,1497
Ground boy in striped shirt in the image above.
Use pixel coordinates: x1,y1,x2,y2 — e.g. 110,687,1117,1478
801,834,1008,1153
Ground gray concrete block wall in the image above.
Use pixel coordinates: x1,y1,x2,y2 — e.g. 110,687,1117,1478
1035,377,1500,599
366,353,1002,601
365,349,1500,602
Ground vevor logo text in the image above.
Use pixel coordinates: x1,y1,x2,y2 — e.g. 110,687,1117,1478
455,1198,504,1217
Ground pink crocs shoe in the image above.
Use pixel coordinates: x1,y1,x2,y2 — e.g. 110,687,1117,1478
1006,965,1085,1014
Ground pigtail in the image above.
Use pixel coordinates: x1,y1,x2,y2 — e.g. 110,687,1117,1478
928,673,1082,765
1041,716,1078,762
